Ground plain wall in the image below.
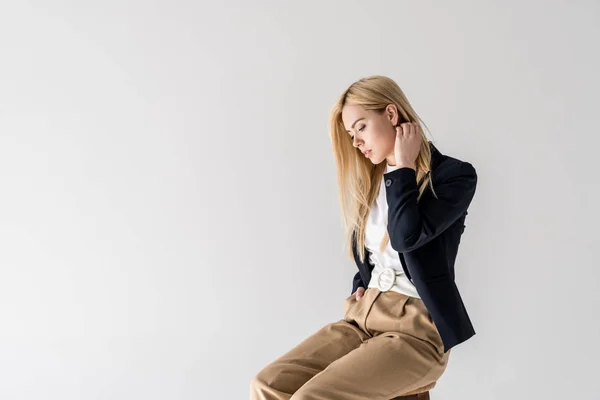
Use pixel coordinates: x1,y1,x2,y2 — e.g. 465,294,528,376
1,1,599,399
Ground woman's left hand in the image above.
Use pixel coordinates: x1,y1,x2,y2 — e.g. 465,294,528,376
394,122,422,170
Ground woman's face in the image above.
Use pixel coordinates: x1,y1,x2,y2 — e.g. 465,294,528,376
341,104,399,166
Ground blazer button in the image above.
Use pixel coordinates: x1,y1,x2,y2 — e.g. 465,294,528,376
385,179,392,187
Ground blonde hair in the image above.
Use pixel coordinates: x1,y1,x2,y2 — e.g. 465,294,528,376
329,75,436,262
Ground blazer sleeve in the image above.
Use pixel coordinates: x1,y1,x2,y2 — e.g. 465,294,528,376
384,160,477,253
351,270,365,294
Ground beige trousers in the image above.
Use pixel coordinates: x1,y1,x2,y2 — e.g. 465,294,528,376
250,288,451,400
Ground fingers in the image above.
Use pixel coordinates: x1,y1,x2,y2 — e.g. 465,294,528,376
394,123,420,169
398,122,421,136
351,287,364,299
402,122,411,137
355,287,365,301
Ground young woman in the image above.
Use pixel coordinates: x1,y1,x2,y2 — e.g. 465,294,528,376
250,75,478,400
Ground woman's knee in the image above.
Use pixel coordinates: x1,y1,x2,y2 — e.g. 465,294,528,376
249,365,272,395
249,362,289,398
250,361,311,398
249,374,264,397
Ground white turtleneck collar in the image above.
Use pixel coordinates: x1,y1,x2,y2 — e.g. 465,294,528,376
385,163,401,173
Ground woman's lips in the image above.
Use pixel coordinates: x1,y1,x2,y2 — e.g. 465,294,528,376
363,150,372,157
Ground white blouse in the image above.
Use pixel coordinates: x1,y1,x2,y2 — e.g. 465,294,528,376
364,163,421,298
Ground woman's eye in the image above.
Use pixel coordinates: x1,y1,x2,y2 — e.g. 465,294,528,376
358,126,365,132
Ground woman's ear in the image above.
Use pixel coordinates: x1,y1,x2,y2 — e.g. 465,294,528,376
386,104,399,126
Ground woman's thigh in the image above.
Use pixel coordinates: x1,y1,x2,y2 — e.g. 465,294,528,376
250,318,368,400
291,332,451,400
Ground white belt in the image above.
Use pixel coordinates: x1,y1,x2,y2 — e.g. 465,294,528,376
371,266,404,292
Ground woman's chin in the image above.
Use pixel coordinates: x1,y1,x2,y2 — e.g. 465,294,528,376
369,154,382,164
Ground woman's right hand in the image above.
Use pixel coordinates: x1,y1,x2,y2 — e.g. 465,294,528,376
352,287,365,301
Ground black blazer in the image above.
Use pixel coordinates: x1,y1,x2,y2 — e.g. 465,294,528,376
351,141,477,353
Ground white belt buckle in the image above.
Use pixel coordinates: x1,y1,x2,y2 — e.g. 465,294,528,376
377,267,396,292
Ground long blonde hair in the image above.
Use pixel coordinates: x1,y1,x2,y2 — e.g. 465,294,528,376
329,75,435,262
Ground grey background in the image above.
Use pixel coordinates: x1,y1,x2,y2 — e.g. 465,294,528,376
1,1,599,399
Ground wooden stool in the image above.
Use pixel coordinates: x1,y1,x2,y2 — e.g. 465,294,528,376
391,391,430,400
